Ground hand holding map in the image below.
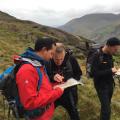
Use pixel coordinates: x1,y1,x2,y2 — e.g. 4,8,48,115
53,78,84,89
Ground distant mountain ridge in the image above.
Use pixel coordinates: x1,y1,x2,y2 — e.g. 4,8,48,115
59,13,120,43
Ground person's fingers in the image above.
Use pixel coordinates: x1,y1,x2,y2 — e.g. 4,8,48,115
56,77,63,82
55,76,62,82
54,74,64,82
56,75,62,80
58,76,64,82
61,76,64,79
56,78,62,82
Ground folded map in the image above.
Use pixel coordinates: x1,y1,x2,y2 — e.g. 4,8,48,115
53,78,84,89
115,69,120,76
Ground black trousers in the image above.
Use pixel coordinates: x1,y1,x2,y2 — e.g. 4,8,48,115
95,84,114,120
55,86,80,120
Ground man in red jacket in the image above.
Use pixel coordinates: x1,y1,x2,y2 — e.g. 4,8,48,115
16,37,64,120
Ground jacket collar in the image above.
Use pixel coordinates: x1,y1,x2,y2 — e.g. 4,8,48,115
21,48,46,65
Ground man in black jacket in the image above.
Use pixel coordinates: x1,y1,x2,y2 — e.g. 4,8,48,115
46,43,82,120
91,37,120,120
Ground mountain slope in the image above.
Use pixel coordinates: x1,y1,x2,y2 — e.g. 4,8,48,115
0,11,91,71
59,13,120,43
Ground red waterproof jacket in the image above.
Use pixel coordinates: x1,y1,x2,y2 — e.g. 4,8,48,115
16,64,63,120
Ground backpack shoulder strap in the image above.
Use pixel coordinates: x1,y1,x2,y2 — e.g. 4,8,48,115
95,48,102,59
23,62,43,91
92,48,101,60
96,48,100,54
36,67,42,91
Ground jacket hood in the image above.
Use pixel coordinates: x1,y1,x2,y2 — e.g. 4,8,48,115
21,48,46,65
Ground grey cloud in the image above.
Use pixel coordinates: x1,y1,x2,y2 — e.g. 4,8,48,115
1,5,120,27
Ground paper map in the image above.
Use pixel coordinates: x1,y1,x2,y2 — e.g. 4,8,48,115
53,78,84,89
116,69,120,76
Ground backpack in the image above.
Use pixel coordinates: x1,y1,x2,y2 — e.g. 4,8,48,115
0,66,15,90
86,47,100,78
0,57,43,119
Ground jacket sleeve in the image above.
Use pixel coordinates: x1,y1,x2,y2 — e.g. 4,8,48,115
16,66,63,110
91,54,113,77
70,56,82,80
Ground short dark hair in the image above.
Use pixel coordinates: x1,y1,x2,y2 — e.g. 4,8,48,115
106,37,120,46
55,44,65,54
35,37,56,51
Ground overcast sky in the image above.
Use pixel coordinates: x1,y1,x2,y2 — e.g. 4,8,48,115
0,0,120,27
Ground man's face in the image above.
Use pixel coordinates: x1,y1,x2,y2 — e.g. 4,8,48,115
43,44,56,61
53,51,65,66
108,45,120,55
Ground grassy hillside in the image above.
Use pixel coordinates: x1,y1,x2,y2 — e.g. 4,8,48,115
0,11,120,120
0,11,90,72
